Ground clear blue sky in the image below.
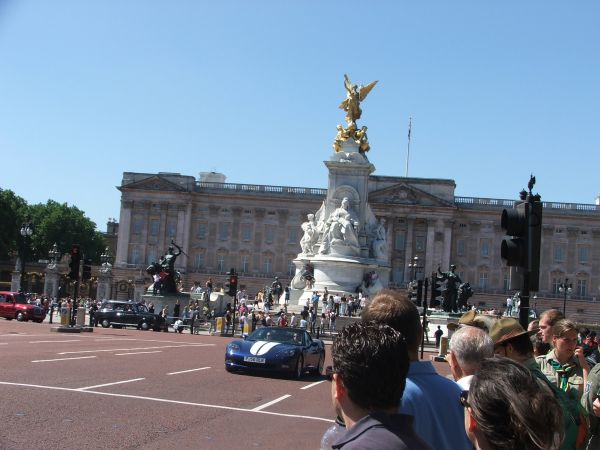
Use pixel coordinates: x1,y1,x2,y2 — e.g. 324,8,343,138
1,1,598,230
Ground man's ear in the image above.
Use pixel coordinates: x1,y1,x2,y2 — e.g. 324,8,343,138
467,408,477,433
333,373,346,400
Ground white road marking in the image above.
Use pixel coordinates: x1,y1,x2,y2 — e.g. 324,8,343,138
32,356,97,363
251,395,291,411
167,367,211,375
115,351,162,356
0,381,334,423
93,338,137,342
58,343,213,355
29,340,81,344
0,343,7,345
76,378,145,391
300,380,326,390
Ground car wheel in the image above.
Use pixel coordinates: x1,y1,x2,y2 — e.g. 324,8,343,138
140,321,150,331
314,352,325,375
225,364,233,373
16,312,25,322
101,319,110,328
294,355,304,379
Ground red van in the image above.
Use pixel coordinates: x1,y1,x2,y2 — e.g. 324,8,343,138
0,291,47,322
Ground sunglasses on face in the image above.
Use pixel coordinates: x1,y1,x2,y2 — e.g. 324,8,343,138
459,390,469,408
325,365,335,381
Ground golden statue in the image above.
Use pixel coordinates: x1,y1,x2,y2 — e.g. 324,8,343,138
339,74,378,127
333,75,377,154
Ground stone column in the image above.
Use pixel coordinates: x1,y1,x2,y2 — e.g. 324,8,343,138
115,200,132,267
404,217,415,278
44,263,61,298
96,265,114,301
442,220,453,271
425,220,436,276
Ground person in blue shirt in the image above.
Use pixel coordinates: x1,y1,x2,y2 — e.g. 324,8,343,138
329,322,431,450
361,289,472,450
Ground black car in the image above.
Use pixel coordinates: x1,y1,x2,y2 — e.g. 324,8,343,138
95,300,164,331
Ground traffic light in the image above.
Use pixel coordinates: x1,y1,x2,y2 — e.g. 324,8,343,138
225,268,238,297
82,258,92,281
430,275,442,308
68,244,81,280
501,198,542,291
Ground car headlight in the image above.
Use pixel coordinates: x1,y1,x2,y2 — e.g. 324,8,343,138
276,349,296,358
227,343,240,352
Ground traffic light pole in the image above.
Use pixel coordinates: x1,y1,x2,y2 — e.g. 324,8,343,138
420,276,430,360
518,272,530,330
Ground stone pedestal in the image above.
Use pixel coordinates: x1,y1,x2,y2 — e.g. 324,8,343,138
97,272,114,301
290,141,389,303
44,265,61,298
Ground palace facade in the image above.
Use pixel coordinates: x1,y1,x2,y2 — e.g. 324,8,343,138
114,171,600,309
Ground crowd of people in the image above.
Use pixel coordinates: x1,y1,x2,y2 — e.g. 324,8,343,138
320,289,600,450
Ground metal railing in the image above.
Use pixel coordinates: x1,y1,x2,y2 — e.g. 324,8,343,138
455,196,600,215
196,181,327,198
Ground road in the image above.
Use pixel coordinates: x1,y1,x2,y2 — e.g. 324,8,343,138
0,319,451,450
0,320,337,450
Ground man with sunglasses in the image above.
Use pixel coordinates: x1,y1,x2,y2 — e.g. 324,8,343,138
328,322,431,449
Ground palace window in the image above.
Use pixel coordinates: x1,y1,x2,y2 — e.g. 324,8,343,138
394,233,405,251
265,225,275,244
219,223,230,241
480,239,490,258
457,239,466,257
554,246,565,263
167,221,177,238
241,255,249,273
194,254,204,271
415,237,425,252
150,220,160,236
197,223,207,240
241,223,252,241
217,255,225,272
132,218,143,235
577,279,587,297
579,247,590,264
264,257,273,274
478,272,488,290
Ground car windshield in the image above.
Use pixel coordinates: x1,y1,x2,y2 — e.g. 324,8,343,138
248,328,304,346
137,304,149,313
14,294,28,304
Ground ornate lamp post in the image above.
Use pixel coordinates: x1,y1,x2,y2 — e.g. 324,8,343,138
19,221,34,292
559,279,573,316
48,243,60,265
408,256,421,281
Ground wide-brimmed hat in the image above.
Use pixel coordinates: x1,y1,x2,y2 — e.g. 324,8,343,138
489,318,537,345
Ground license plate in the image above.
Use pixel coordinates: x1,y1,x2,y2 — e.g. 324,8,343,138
244,356,266,363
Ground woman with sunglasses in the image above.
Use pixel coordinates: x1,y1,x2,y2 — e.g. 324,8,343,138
463,357,563,450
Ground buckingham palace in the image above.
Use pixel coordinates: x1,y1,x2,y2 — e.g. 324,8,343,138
110,170,600,318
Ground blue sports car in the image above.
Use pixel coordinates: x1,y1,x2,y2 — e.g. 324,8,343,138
225,327,326,378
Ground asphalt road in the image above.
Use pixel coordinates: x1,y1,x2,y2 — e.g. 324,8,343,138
0,320,337,450
0,319,451,450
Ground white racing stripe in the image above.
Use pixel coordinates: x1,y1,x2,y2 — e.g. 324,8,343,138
249,341,280,356
0,381,334,423
29,340,81,344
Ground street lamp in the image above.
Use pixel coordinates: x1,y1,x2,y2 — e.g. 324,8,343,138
48,243,60,264
558,279,573,316
408,256,422,281
19,221,34,292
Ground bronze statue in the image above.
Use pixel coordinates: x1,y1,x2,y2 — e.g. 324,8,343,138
437,264,462,313
339,74,378,127
146,240,183,294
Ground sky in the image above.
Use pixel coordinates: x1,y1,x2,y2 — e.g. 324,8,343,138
1,1,599,231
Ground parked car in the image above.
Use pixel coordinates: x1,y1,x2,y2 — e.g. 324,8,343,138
95,300,164,331
225,327,325,378
0,291,47,322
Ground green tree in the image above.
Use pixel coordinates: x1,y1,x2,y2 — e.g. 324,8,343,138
27,200,106,263
0,189,29,260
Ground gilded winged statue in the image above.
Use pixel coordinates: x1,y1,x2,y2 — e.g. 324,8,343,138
339,74,378,127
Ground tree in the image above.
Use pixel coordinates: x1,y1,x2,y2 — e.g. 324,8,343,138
27,201,106,263
0,189,29,260
0,188,106,264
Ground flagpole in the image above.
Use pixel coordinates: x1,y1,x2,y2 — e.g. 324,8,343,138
405,117,412,177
